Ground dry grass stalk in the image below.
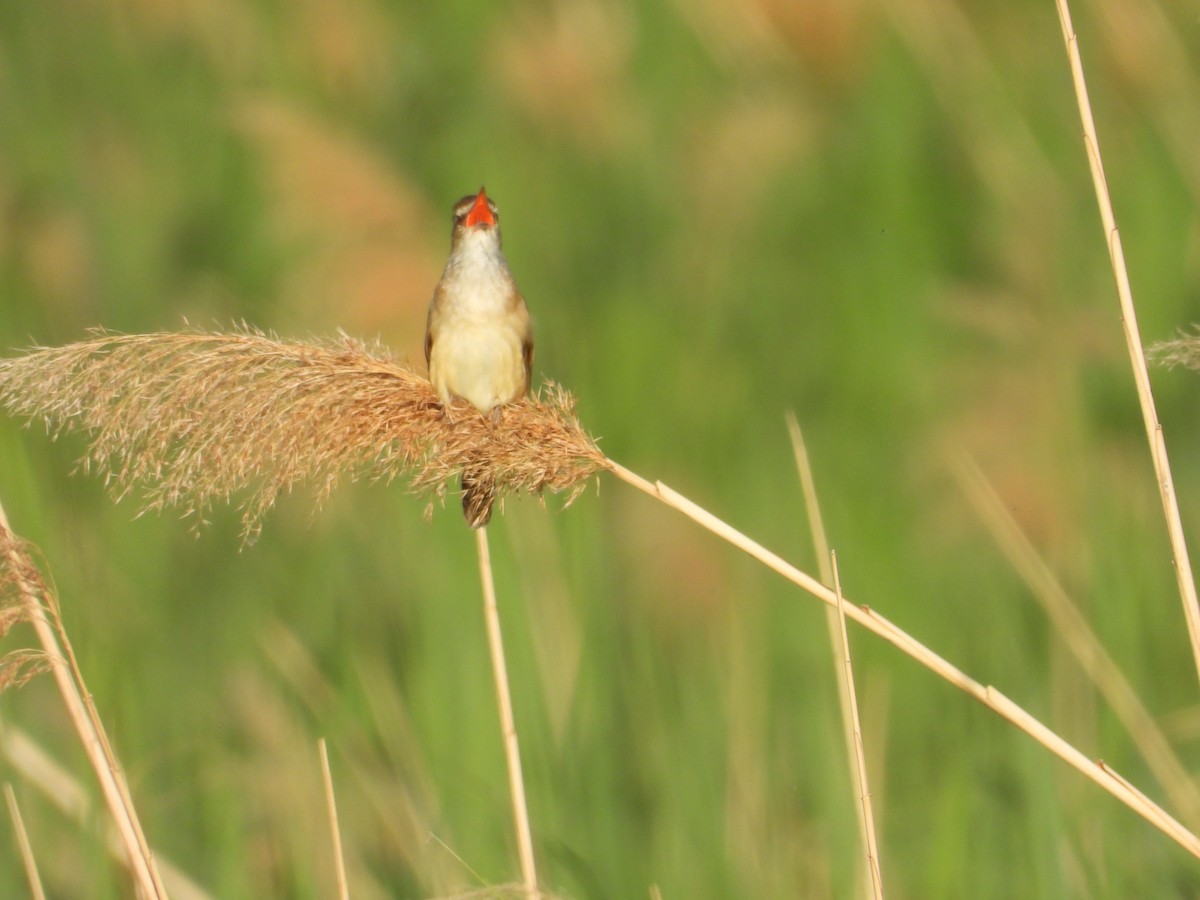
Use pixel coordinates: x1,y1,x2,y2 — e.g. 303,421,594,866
786,412,875,896
830,552,884,900
955,453,1200,829
475,526,540,898
1054,0,1200,686
0,722,213,900
603,459,1200,857
3,782,46,900
0,329,605,538
0,505,167,897
318,738,350,900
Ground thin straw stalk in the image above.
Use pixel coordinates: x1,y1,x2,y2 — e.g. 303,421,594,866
786,412,875,897
955,452,1200,829
603,459,1200,858
1054,0,1200,686
318,739,350,900
0,504,166,897
476,525,539,897
831,553,885,900
0,723,212,900
3,782,46,900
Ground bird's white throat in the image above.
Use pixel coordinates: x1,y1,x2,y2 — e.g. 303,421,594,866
441,231,513,316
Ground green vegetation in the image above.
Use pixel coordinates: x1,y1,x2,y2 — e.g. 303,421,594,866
2,0,1200,896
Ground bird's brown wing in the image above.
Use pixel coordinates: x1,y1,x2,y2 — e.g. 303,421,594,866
521,336,534,396
423,288,439,369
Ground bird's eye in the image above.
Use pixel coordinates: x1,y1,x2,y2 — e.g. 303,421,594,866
452,195,476,222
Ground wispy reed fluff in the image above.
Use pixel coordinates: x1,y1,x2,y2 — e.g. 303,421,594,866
1150,332,1200,371
0,330,607,537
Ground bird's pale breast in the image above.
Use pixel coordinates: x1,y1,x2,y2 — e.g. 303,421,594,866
429,317,528,412
428,243,531,412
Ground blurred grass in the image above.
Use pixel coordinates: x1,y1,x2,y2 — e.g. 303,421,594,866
2,0,1200,896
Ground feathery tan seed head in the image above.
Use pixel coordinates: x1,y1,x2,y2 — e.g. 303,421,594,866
0,329,606,539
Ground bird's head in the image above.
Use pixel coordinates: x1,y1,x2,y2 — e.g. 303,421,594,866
450,187,502,251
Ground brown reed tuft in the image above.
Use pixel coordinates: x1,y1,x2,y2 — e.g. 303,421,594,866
0,329,607,538
0,528,54,691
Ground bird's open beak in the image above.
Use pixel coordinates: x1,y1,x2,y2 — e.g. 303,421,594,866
463,186,496,229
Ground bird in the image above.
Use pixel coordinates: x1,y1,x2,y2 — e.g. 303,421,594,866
425,187,534,527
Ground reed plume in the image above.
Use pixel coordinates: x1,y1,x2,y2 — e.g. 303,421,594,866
0,329,606,538
1150,332,1200,370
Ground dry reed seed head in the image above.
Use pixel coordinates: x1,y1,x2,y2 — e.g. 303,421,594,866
0,527,48,635
0,648,52,692
1149,333,1200,370
0,527,54,691
0,329,608,539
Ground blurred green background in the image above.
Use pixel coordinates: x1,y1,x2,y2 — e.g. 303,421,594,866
3,0,1200,896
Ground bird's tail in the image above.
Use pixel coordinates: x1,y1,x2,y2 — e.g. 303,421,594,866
461,467,496,528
